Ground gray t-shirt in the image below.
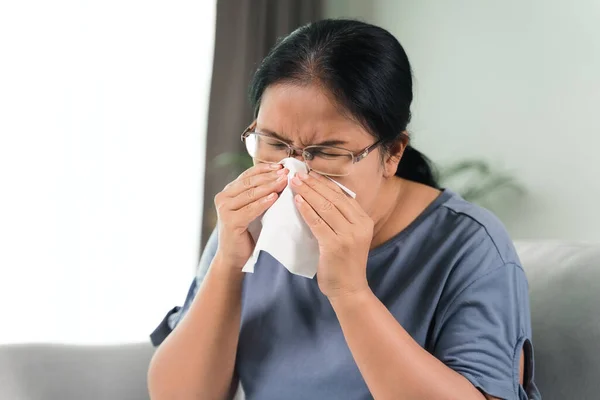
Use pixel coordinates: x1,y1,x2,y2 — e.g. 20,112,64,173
171,189,541,400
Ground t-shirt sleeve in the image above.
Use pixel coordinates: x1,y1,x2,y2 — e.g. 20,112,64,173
433,262,534,399
150,229,219,346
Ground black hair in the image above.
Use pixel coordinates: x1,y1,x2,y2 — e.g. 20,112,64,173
249,19,438,187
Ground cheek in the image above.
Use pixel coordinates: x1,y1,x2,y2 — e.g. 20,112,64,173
354,188,378,214
336,168,383,211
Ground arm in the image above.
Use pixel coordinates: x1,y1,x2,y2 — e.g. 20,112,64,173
292,172,528,399
147,257,243,400
292,172,480,398
330,289,501,400
150,229,217,348
148,162,288,399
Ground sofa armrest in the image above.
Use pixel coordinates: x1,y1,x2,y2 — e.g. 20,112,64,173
0,342,154,400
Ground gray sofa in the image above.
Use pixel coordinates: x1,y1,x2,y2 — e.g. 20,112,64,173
1,241,599,400
0,342,154,400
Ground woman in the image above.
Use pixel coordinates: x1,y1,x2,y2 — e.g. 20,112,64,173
148,19,541,400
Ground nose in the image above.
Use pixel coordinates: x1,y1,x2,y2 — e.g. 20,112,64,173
289,146,305,162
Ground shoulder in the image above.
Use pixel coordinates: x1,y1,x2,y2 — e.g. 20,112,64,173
427,190,528,309
436,189,521,269
428,196,534,400
379,188,525,294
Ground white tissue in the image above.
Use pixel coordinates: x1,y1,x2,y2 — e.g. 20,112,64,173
242,158,356,278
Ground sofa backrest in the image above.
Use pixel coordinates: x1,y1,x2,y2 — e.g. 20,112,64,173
515,241,600,400
0,342,154,400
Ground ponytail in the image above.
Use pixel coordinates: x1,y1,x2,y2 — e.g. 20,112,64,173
395,145,438,188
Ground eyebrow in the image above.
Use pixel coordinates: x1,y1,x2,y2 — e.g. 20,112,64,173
257,127,349,147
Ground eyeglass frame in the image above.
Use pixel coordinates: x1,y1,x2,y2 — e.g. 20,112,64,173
240,120,396,175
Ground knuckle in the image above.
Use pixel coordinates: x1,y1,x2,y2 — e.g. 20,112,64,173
334,191,346,203
311,216,324,227
238,168,252,179
245,187,256,200
320,200,334,212
242,177,253,188
242,199,256,211
242,202,259,216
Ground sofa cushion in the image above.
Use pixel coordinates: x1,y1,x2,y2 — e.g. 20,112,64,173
0,342,154,400
515,241,600,400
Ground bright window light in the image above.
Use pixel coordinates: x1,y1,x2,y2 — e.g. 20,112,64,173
0,0,216,344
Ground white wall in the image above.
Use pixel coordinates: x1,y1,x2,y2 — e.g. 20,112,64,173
325,0,600,241
0,0,215,343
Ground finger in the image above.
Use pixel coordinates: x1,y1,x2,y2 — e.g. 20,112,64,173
291,174,348,233
232,191,279,227
295,171,359,224
225,166,286,198
307,172,367,219
228,172,288,210
294,194,335,241
240,162,282,179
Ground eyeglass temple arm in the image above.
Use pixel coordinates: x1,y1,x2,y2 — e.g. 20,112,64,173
240,120,258,141
354,133,410,162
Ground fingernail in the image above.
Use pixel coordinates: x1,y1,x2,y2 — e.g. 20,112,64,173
277,168,287,175
266,193,276,200
295,194,304,203
298,172,309,180
292,176,303,186
277,174,286,181
270,163,281,169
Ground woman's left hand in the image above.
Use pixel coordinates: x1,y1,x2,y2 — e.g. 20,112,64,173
291,171,373,299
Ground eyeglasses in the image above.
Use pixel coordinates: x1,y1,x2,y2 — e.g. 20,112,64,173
241,121,382,177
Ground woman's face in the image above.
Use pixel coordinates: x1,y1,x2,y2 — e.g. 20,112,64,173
255,83,401,216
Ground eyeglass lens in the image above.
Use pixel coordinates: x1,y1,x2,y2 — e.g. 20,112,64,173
244,133,353,176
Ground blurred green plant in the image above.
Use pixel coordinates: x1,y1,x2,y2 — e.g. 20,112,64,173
212,152,525,205
437,159,525,204
213,152,253,175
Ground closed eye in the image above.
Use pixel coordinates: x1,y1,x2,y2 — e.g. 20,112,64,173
268,143,289,149
310,149,349,159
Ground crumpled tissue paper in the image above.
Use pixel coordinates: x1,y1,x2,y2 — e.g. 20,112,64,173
242,157,356,278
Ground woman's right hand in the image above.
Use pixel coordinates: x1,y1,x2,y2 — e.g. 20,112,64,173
213,162,289,270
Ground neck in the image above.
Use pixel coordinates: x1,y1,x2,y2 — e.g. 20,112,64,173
369,176,406,250
369,177,442,251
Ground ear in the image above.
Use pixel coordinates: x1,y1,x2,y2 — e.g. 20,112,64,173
383,132,409,178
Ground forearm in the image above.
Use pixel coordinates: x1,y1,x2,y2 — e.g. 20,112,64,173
148,255,243,400
330,289,485,400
